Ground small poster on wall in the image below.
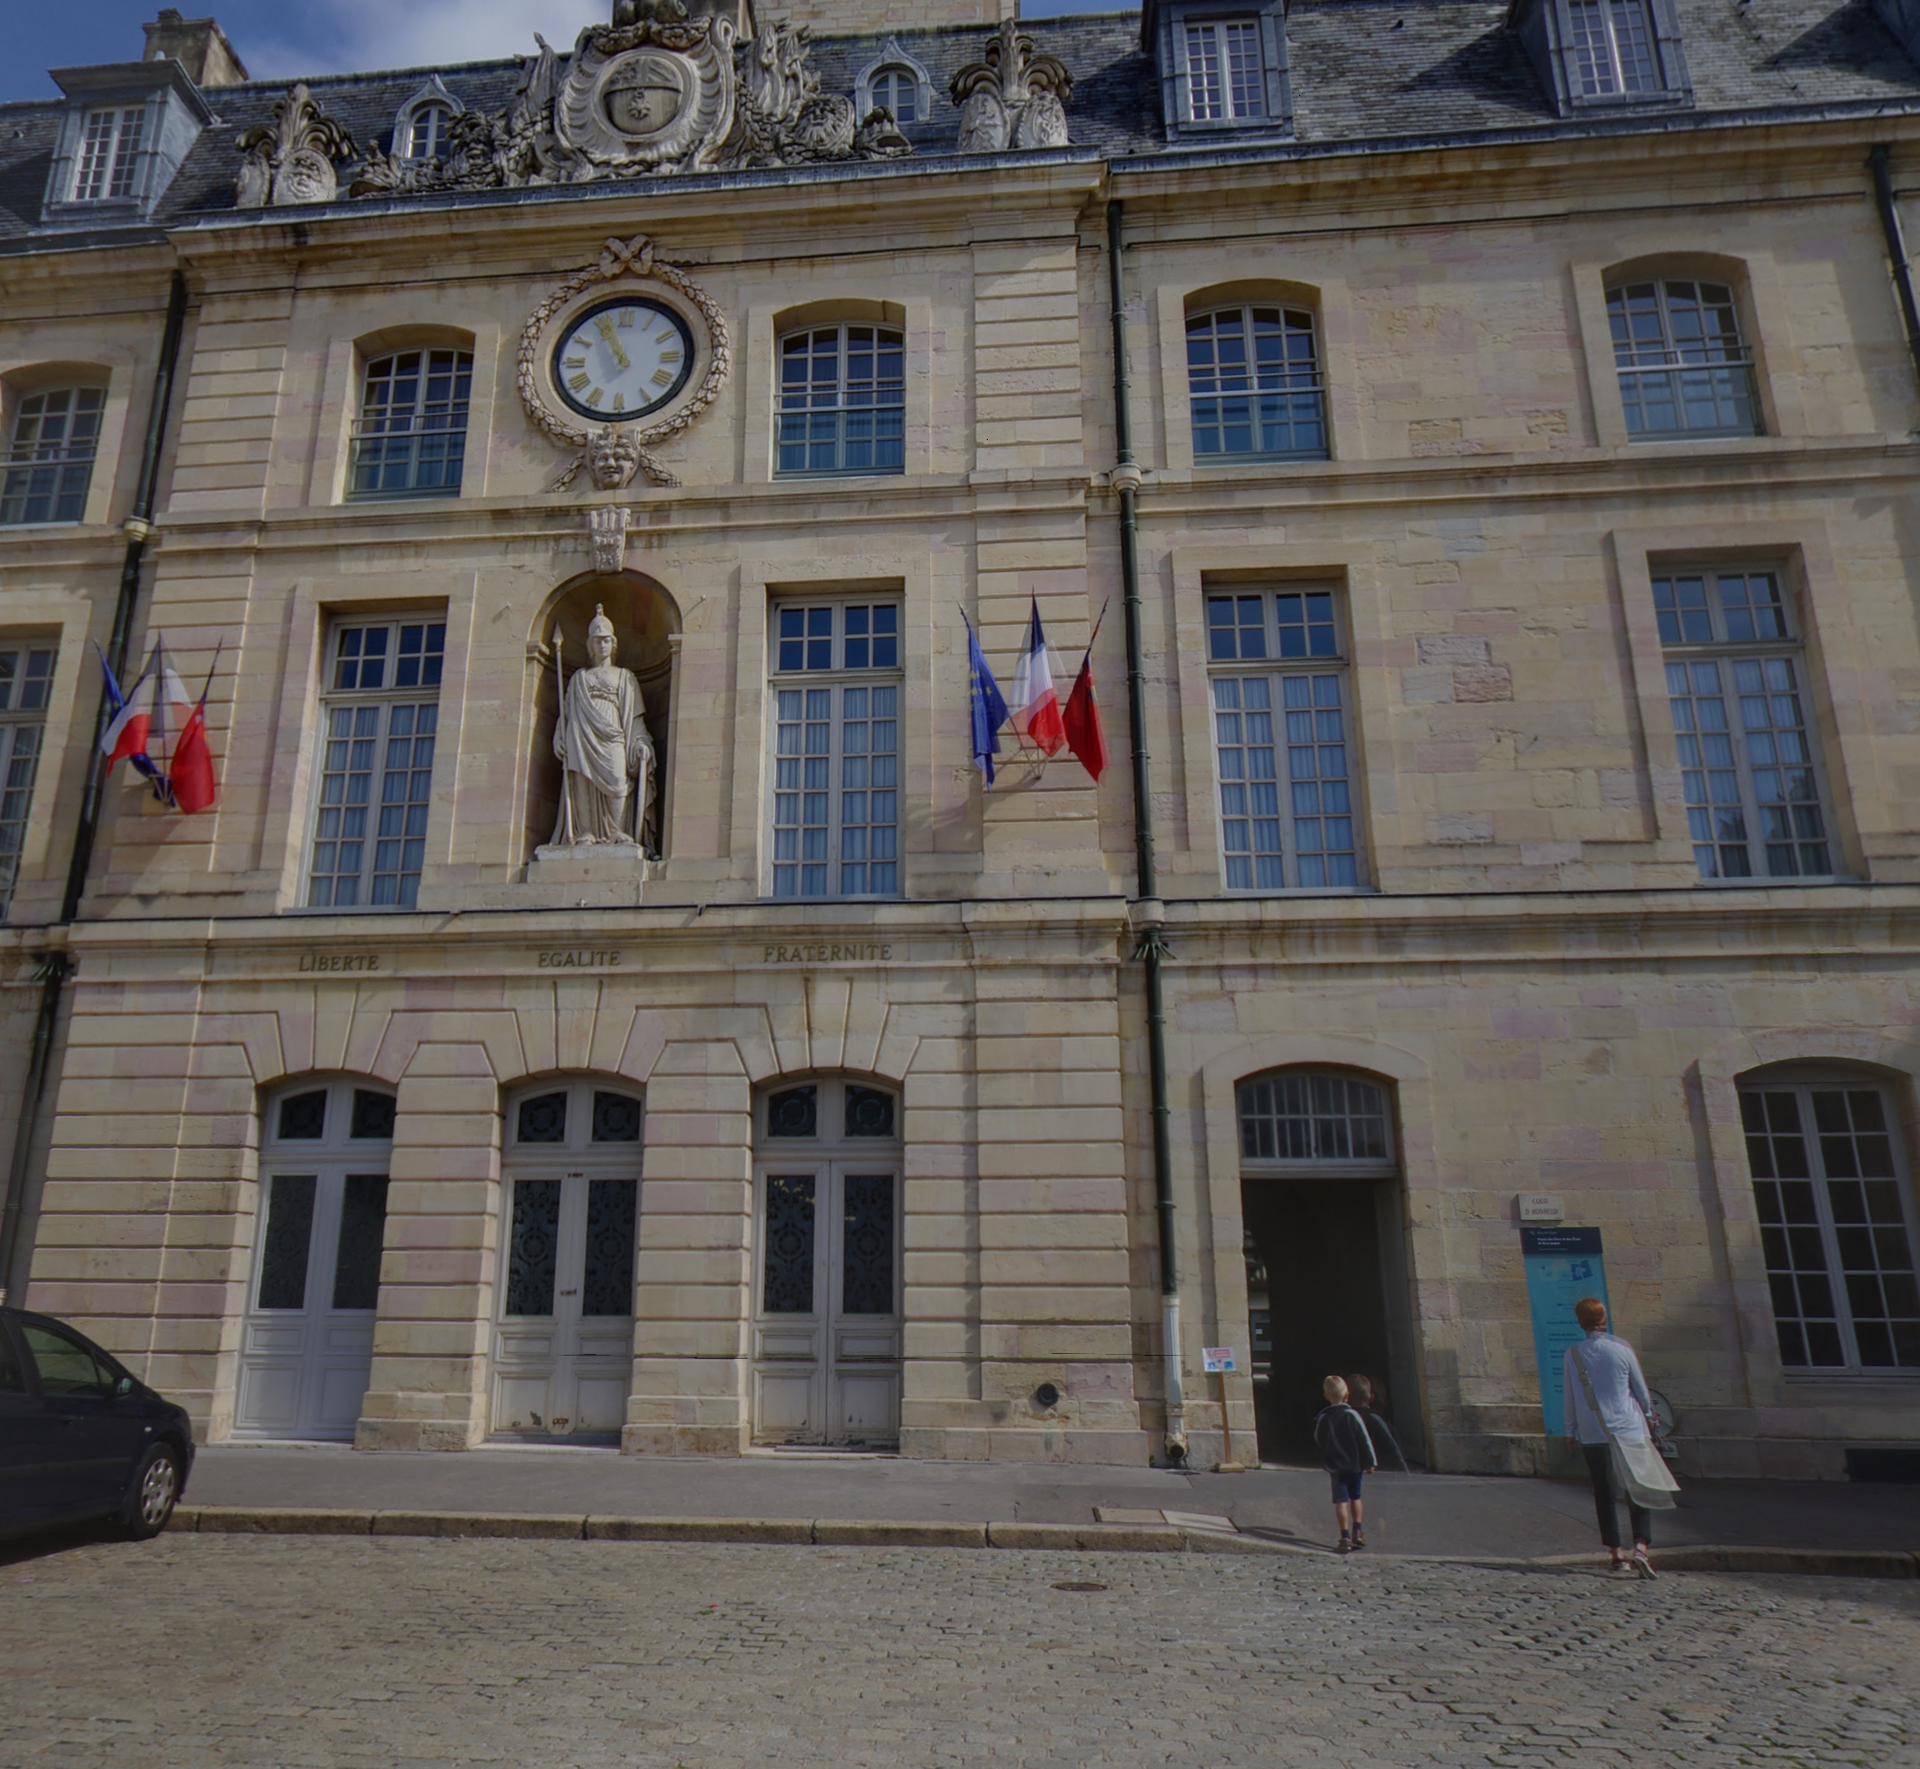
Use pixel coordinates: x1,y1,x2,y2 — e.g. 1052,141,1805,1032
1520,1225,1610,1439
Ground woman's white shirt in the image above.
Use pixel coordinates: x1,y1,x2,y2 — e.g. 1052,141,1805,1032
1563,1331,1652,1444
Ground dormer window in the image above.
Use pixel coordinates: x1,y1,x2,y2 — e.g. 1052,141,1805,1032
407,103,452,161
41,59,212,227
389,78,465,167
853,39,933,129
871,67,920,125
1508,0,1691,114
74,105,146,201
1145,0,1292,139
1567,0,1658,95
1185,20,1266,121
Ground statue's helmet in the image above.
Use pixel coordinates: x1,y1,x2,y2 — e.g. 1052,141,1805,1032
587,603,616,647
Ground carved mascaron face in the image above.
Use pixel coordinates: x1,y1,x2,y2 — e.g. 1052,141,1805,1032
552,296,697,422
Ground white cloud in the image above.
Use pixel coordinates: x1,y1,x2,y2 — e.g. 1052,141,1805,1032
247,0,595,80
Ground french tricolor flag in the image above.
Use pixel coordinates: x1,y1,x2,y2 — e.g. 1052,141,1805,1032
1008,597,1067,757
100,637,193,804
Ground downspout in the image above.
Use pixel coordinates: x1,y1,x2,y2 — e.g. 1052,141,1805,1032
0,269,189,1304
1106,198,1186,1464
1869,145,1920,392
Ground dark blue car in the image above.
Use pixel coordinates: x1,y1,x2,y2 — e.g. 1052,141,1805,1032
0,1306,195,1541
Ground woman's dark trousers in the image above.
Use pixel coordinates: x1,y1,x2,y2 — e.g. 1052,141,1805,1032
1581,1442,1652,1548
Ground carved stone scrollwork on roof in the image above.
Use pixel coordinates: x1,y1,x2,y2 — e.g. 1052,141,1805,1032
951,21,1073,153
234,84,356,208
333,6,910,203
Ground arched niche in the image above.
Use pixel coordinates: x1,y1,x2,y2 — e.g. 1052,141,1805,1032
527,569,681,864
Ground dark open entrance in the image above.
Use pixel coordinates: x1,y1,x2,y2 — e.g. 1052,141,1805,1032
1242,1178,1418,1465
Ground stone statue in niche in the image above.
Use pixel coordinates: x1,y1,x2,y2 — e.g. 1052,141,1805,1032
546,605,656,854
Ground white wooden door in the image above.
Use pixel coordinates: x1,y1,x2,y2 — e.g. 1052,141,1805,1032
491,1082,641,1438
752,1162,902,1445
234,1082,393,1441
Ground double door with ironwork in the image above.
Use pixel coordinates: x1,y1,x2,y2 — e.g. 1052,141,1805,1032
491,1081,641,1439
752,1162,901,1445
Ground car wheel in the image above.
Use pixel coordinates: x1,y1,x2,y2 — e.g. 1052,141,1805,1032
122,1444,180,1540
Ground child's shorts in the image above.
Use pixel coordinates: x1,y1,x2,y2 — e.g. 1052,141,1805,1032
1329,1469,1365,1505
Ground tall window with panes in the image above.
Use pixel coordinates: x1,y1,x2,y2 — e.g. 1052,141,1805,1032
1187,306,1327,461
776,326,905,477
769,600,900,899
72,105,145,201
1185,19,1266,119
1740,1074,1920,1372
1607,279,1760,439
306,619,443,909
1654,569,1834,881
1566,0,1660,95
2,388,104,526
0,645,54,920
348,350,472,500
1207,588,1362,891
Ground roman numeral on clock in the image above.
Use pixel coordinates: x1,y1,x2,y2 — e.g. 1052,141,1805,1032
568,372,592,393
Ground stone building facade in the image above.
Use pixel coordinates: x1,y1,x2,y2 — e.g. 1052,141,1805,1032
3,0,1919,1477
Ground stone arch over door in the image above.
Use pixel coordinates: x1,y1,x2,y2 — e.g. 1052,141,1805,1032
1194,1031,1438,1466
232,1074,397,1441
525,569,682,864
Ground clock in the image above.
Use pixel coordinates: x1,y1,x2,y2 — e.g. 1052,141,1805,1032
550,295,695,421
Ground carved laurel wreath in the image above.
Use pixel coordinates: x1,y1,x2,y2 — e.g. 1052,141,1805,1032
516,234,732,488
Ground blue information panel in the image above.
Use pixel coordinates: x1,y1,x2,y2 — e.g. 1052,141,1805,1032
1521,1226,1609,1438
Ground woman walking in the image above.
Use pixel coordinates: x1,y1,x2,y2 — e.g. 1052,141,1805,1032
1562,1297,1664,1579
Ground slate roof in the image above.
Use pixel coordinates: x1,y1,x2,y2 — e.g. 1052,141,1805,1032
1,0,1917,250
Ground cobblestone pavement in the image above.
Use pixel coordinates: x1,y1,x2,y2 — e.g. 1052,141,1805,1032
6,1534,1918,1768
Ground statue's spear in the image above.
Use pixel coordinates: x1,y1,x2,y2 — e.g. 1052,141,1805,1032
553,625,575,847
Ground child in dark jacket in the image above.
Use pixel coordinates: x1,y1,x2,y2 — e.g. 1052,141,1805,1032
1313,1374,1378,1552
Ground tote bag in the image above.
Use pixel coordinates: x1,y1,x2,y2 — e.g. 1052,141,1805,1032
1573,1345,1680,1510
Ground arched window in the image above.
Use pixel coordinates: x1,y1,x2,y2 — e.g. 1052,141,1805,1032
234,1077,396,1441
406,102,453,161
348,347,472,499
870,66,921,124
494,1078,644,1439
1186,304,1327,462
2,385,105,525
1606,276,1760,439
1238,1070,1392,1170
1740,1068,1920,1372
776,324,905,477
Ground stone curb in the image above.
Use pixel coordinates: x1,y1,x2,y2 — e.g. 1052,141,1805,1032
162,1507,1920,1577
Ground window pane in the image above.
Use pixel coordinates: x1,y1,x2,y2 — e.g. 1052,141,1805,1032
775,325,905,478
763,1174,817,1312
506,1179,562,1316
330,1174,389,1311
2,388,104,525
1608,280,1758,439
1237,1072,1390,1163
582,1179,638,1316
1188,307,1325,460
842,1174,896,1314
349,349,472,499
308,673,437,909
257,1174,317,1311
0,718,47,921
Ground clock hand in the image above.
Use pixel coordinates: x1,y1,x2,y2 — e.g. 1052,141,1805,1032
594,314,632,370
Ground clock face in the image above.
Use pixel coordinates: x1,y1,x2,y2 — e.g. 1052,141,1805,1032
551,296,695,422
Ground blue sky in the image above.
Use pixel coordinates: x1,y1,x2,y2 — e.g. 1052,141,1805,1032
2,0,1126,105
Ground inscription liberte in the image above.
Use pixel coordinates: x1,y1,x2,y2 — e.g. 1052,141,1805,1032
297,953,380,972
762,943,893,964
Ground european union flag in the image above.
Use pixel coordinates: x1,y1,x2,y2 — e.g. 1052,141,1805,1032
965,613,1009,788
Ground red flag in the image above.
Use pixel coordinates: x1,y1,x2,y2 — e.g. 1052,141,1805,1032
1062,648,1108,780
169,694,216,813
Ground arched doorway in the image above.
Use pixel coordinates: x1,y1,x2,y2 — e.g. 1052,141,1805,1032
1237,1068,1423,1464
491,1077,643,1439
750,1076,903,1446
233,1078,394,1441
527,571,679,862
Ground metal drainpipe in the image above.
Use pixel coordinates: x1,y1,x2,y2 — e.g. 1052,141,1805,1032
0,269,189,1304
1869,145,1920,392
1106,198,1186,1464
